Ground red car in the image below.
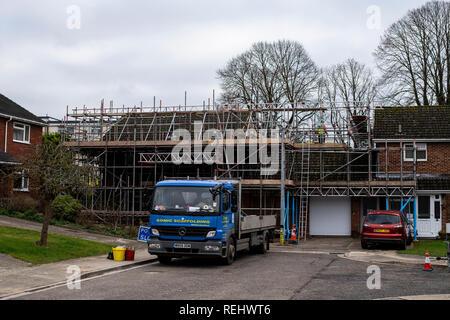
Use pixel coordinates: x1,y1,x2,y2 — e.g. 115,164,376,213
361,210,413,250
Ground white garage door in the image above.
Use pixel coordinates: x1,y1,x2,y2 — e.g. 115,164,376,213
310,197,351,236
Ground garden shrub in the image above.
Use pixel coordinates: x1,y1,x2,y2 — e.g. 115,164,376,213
51,194,82,222
7,195,40,213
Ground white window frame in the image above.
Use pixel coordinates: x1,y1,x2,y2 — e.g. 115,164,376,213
12,122,31,144
13,170,30,192
403,143,427,162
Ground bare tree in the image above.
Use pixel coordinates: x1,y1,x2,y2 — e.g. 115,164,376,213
218,40,319,105
19,134,93,246
374,1,449,106
320,58,377,114
318,59,377,143
217,40,320,130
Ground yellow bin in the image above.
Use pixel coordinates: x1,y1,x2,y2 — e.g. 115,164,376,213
112,247,126,261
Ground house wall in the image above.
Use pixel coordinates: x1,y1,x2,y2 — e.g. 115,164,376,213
0,117,43,197
377,142,450,175
0,174,13,198
350,197,361,238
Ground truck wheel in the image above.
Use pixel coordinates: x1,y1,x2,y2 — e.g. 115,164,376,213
222,240,235,265
158,256,172,264
256,234,269,254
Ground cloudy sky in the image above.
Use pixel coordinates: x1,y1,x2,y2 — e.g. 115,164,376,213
0,0,430,119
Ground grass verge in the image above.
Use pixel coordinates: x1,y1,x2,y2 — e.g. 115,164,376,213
0,226,112,264
397,240,449,257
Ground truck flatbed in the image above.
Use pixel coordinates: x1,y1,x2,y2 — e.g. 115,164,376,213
240,215,277,234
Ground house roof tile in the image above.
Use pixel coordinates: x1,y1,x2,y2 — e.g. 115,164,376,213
373,106,450,140
0,93,46,126
0,150,19,165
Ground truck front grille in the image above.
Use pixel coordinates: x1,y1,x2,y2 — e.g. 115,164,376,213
156,226,215,238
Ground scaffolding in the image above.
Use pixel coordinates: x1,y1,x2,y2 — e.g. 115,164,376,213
61,100,418,238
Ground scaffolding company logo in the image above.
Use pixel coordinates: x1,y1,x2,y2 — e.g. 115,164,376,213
170,121,280,176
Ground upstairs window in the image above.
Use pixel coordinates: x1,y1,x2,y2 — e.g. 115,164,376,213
404,143,427,161
13,122,30,143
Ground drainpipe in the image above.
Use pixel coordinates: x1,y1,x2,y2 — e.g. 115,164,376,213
413,197,417,241
4,116,12,152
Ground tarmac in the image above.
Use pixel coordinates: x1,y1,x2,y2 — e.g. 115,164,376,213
0,215,448,300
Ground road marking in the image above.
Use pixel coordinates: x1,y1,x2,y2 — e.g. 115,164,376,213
272,250,332,255
1,261,159,300
376,294,450,300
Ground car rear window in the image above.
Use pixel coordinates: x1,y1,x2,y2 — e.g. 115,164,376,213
365,214,400,225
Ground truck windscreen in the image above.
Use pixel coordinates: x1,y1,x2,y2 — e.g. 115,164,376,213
151,186,219,215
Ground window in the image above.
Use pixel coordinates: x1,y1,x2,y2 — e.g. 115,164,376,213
434,196,441,220
13,170,29,192
362,198,378,217
418,196,430,219
404,143,426,161
365,214,400,225
222,193,230,211
151,186,218,214
13,123,30,143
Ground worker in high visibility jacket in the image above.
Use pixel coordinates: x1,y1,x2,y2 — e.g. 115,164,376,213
317,120,328,144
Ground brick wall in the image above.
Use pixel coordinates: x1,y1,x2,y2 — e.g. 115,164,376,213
3,120,42,161
351,197,361,238
0,117,43,196
377,142,450,175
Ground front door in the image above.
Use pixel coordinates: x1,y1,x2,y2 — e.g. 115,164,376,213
417,195,442,238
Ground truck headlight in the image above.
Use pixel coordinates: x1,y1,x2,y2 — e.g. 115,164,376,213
148,243,161,249
206,230,216,238
151,228,160,236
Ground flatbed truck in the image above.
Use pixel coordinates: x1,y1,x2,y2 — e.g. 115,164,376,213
147,179,276,265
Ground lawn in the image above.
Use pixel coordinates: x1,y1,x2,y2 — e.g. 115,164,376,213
397,240,449,257
0,226,113,264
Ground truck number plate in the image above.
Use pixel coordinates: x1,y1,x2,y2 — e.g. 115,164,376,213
173,243,191,249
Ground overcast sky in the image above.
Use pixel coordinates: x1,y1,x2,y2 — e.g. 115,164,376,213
0,0,431,119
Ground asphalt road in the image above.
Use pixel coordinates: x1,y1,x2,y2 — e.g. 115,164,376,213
13,248,450,300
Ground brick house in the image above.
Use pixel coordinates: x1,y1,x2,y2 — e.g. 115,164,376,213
372,106,450,238
0,93,46,197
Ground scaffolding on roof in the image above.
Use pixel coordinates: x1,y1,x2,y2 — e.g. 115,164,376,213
60,99,418,238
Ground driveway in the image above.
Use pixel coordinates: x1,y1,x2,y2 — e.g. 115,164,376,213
284,236,361,252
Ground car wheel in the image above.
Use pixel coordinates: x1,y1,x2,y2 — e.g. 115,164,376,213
361,240,368,249
222,239,236,265
158,256,172,264
406,235,413,245
399,239,407,250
